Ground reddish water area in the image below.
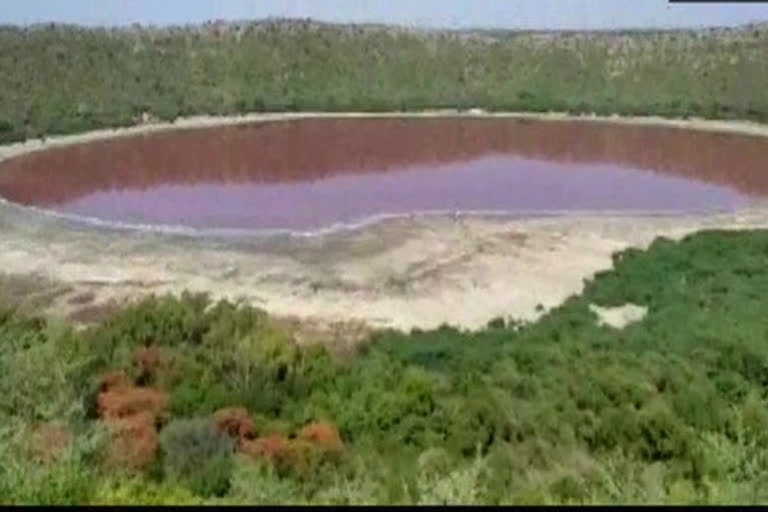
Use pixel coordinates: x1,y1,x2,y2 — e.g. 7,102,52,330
0,118,766,231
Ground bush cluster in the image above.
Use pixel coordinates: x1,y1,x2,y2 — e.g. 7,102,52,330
1,22,767,143
2,230,768,504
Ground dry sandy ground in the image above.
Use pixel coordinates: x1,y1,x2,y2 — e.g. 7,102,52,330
2,112,768,338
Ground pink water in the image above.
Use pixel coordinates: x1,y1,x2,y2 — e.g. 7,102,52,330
0,118,764,231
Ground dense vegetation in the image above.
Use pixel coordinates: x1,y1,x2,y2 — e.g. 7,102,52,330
3,229,768,504
1,20,768,143
2,17,768,504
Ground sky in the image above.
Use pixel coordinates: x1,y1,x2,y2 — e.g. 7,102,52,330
2,0,768,30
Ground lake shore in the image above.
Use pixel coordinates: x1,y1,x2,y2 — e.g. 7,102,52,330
2,111,768,335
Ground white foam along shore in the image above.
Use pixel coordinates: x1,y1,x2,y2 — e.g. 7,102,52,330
0,192,739,240
3,110,768,165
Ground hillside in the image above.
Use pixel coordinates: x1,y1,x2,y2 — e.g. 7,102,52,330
1,19,767,143
2,230,768,504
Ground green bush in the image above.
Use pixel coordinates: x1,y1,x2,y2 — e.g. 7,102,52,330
2,23,768,142
159,418,234,498
2,230,768,503
0,425,103,505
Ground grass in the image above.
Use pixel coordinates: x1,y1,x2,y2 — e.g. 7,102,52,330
0,20,767,143
2,229,768,504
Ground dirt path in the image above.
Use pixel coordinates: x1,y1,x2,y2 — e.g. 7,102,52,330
2,111,768,334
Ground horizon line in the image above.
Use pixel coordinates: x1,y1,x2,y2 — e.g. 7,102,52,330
2,16,768,34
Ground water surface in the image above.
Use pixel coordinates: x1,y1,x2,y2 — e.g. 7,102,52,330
0,118,765,231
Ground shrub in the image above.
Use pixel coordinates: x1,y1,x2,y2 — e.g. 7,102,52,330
134,346,164,386
159,418,234,497
298,421,344,454
242,433,292,466
92,477,204,505
103,411,160,472
550,475,588,504
637,401,691,461
242,423,344,482
0,325,80,422
29,422,72,465
228,461,305,505
0,425,103,505
97,386,169,421
212,407,256,447
169,380,239,417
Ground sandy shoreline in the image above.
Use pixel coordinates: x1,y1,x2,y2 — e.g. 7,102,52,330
2,111,768,335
